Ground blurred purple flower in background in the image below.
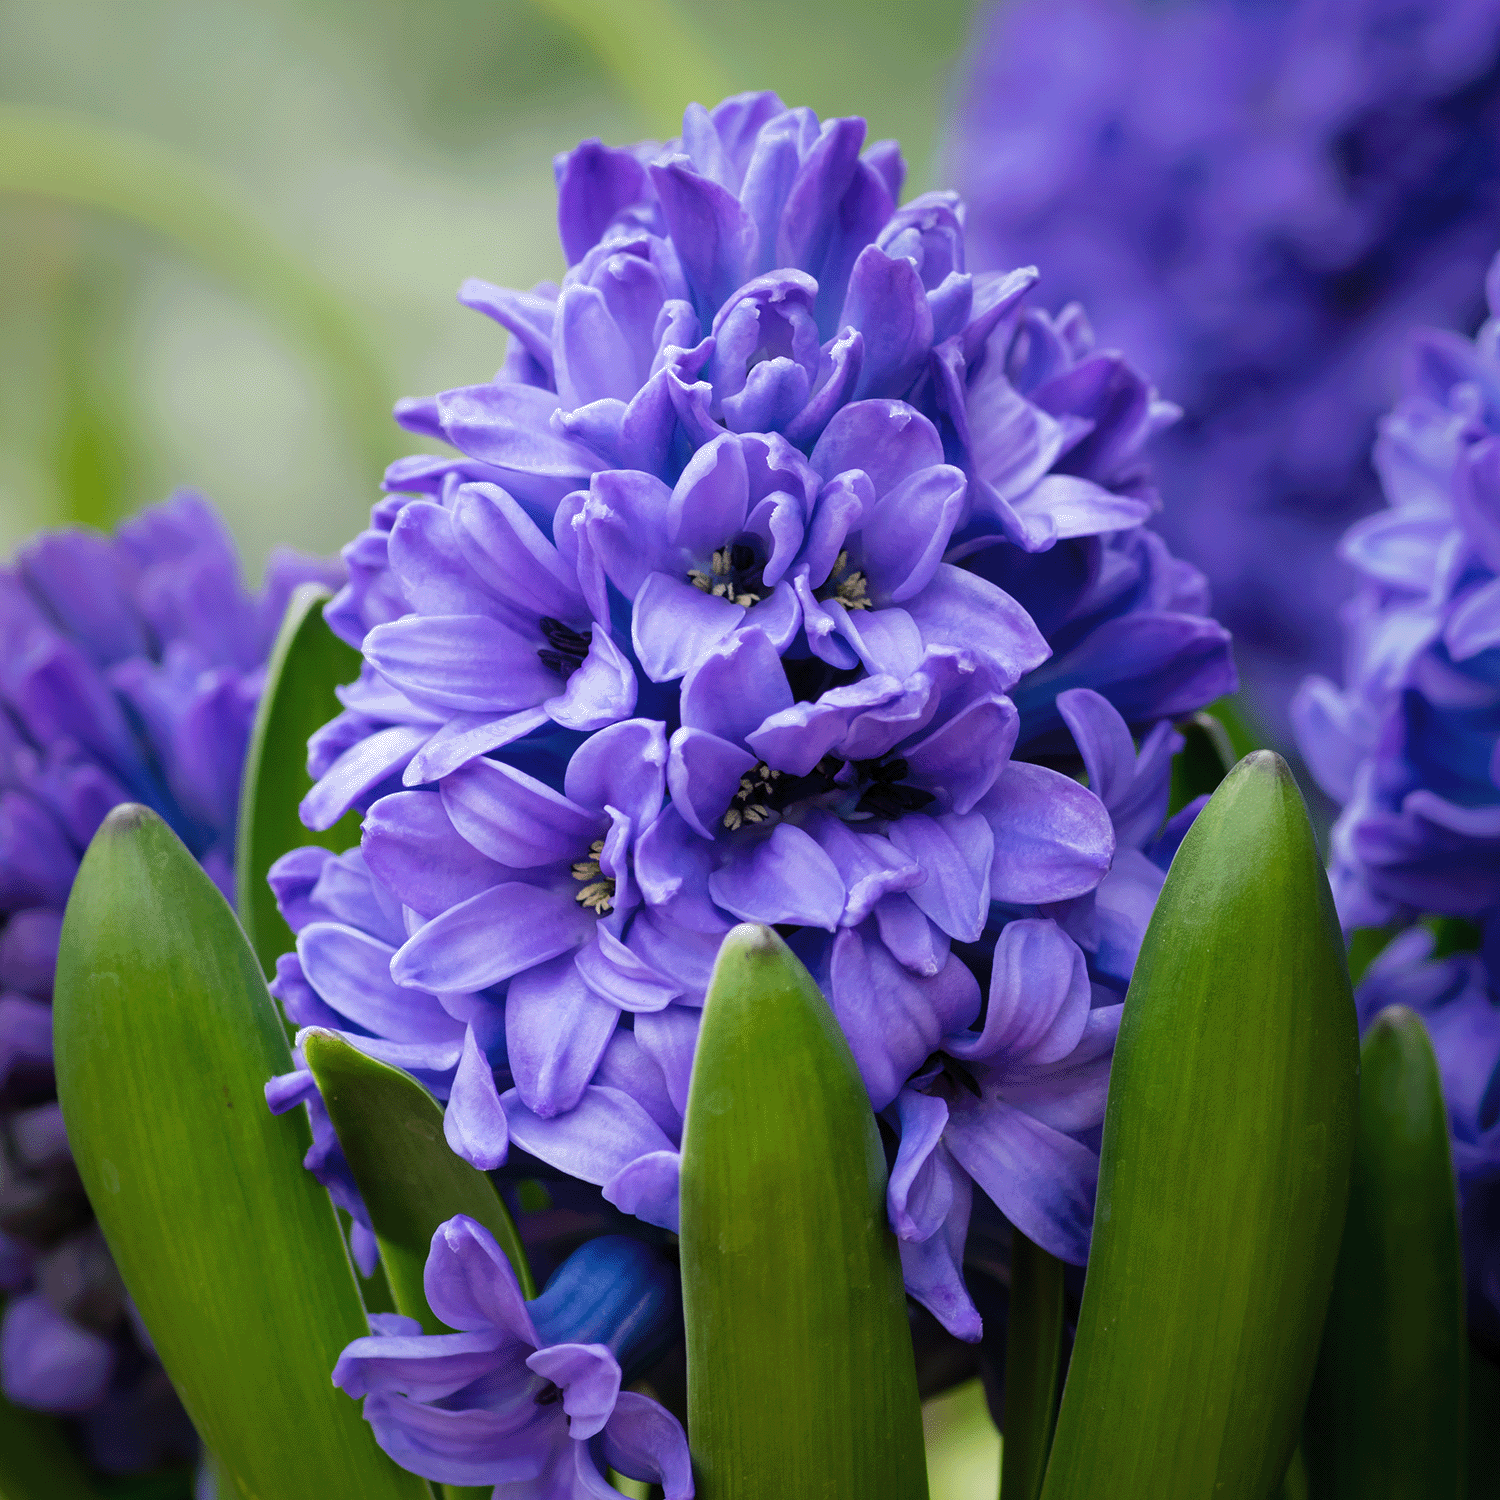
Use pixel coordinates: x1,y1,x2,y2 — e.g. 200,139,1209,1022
1293,252,1500,1345
0,493,338,1471
948,0,1500,742
271,90,1236,1412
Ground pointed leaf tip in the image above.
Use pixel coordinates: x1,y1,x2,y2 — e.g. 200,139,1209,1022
682,921,928,1499
54,807,427,1500
301,1026,535,1323
1041,740,1357,1500
1305,1003,1466,1498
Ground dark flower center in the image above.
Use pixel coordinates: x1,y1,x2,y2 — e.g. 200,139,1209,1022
538,617,592,679
688,542,767,608
571,838,615,915
534,1380,564,1406
813,549,871,611
721,755,935,830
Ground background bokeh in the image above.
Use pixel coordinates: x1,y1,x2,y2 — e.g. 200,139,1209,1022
1,0,1001,1491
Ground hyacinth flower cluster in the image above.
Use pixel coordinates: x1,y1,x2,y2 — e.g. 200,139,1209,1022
265,89,1236,1404
0,494,338,1471
1295,250,1500,1346
947,0,1500,738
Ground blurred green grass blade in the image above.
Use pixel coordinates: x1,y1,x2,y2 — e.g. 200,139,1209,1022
1000,1232,1064,1500
235,584,363,977
53,805,429,1500
302,1027,536,1330
1040,752,1359,1500
680,923,928,1500
0,104,395,483
1304,1005,1466,1499
1167,710,1236,816
0,1389,101,1499
522,0,732,137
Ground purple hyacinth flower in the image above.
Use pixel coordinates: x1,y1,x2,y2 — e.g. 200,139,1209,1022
0,493,337,1468
948,0,1500,743
280,93,1235,1345
333,1218,691,1498
1294,252,1500,931
1294,245,1500,1345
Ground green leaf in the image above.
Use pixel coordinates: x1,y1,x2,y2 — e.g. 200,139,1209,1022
1040,752,1359,1500
301,1026,536,1330
680,923,928,1500
53,805,429,1500
1167,710,1236,816
0,1389,102,1500
1304,1005,1466,1498
235,583,363,979
1000,1232,1065,1500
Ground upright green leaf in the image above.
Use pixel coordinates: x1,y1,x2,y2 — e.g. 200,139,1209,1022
1304,1005,1466,1499
302,1027,536,1329
0,1390,101,1500
680,923,927,1500
235,583,363,977
1001,1232,1065,1500
1040,752,1359,1500
53,806,428,1500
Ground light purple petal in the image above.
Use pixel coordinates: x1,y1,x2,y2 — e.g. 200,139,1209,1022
707,822,845,930
392,884,593,992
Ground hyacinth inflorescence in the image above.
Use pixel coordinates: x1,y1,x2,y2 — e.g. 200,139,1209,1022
1294,252,1500,1345
273,90,1235,1371
265,92,1235,1464
947,0,1500,739
0,495,338,1470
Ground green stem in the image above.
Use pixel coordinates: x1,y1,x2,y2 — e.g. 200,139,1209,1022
0,104,396,489
1000,1232,1065,1500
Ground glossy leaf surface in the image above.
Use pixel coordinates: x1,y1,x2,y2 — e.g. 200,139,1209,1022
234,583,363,978
302,1027,536,1330
680,923,928,1500
53,806,427,1500
1041,752,1359,1500
1305,1005,1466,1498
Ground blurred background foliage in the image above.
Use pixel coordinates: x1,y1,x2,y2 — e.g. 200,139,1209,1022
0,0,999,1491
0,0,979,571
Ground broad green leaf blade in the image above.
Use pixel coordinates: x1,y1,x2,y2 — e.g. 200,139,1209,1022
1040,752,1359,1500
53,806,428,1500
1000,1232,1065,1500
1304,1005,1466,1498
235,583,363,978
302,1027,536,1328
0,1390,101,1499
680,924,928,1500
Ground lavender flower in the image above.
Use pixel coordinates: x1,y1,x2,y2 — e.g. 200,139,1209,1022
1294,255,1500,931
0,493,337,1470
1294,248,1500,1342
332,1218,691,1498
948,0,1500,740
278,94,1233,1354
